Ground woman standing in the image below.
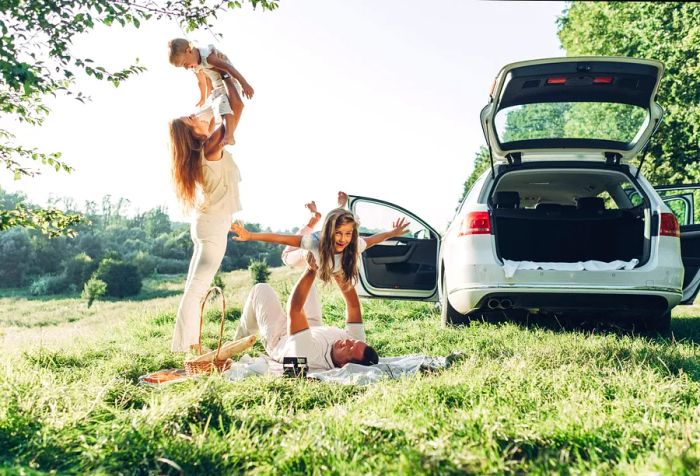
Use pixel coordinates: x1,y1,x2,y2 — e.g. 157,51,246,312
169,112,241,352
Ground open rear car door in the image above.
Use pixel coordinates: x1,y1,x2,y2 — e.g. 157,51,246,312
656,184,700,304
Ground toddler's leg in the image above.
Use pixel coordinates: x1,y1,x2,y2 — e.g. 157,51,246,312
223,76,244,139
223,114,236,146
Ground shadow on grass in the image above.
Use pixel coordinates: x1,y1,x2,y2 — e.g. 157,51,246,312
464,308,700,341
462,309,700,382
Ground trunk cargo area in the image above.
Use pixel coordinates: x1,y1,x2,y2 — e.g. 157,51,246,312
493,206,645,263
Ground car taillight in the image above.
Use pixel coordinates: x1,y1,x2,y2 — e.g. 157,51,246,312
546,77,567,85
659,213,680,238
459,211,491,236
593,76,614,84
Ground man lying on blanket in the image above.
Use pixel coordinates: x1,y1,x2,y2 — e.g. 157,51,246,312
233,255,379,371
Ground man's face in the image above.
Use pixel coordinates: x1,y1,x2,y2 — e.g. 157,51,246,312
331,338,367,367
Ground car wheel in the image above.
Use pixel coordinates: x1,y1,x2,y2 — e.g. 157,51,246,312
440,273,466,326
643,310,672,335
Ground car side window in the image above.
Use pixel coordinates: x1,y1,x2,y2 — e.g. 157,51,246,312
621,184,644,207
354,201,433,240
454,170,490,219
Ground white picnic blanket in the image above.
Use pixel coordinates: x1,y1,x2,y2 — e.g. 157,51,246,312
222,354,451,385
502,258,639,279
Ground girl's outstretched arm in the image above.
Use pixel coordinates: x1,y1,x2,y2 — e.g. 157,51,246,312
364,217,411,249
230,222,302,247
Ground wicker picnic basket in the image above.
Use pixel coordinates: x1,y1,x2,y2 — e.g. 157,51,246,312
184,286,233,376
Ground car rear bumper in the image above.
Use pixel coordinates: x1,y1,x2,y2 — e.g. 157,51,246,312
448,285,682,315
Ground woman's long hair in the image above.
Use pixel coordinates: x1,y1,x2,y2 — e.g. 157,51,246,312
169,118,204,210
318,208,360,285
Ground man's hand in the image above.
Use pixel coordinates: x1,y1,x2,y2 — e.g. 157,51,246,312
333,273,353,293
337,191,348,208
305,252,318,272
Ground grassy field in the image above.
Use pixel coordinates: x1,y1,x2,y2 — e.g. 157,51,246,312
1,268,700,475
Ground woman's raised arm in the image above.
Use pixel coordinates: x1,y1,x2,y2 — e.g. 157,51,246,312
202,125,226,160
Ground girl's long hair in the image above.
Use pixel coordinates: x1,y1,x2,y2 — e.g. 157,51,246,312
169,118,204,210
318,208,360,285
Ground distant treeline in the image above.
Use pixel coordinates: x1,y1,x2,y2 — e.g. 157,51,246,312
0,188,286,291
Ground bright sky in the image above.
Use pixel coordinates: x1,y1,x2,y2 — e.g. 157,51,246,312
1,0,566,231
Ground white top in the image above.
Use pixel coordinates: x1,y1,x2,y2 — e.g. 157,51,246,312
280,323,366,370
300,232,367,274
192,44,225,91
195,149,242,217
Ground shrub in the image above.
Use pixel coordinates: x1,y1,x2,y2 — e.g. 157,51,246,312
212,272,225,292
153,257,189,274
29,274,70,296
82,278,107,308
131,251,157,277
249,259,270,284
64,253,98,287
93,259,142,298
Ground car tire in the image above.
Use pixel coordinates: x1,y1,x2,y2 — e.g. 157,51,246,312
643,310,672,335
440,273,466,326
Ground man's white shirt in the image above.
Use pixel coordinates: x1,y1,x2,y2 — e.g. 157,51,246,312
279,323,366,370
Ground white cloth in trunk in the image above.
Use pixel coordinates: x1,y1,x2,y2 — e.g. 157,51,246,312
502,258,639,279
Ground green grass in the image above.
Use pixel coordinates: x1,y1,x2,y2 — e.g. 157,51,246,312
1,268,700,474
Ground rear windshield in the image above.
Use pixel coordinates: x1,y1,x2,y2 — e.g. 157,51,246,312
495,102,647,145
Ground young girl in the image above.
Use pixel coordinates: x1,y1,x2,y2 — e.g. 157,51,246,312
230,207,409,288
169,112,242,353
279,192,349,327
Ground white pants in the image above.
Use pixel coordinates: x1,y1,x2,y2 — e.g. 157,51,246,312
171,213,231,352
281,225,322,326
234,283,324,360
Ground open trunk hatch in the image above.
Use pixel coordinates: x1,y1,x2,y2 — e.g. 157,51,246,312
481,57,664,166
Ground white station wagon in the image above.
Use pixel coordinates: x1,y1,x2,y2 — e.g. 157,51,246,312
350,57,700,332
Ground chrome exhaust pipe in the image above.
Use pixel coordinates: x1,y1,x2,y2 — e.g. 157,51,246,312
486,298,513,310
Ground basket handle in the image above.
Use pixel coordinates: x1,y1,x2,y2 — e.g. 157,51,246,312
197,286,227,361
